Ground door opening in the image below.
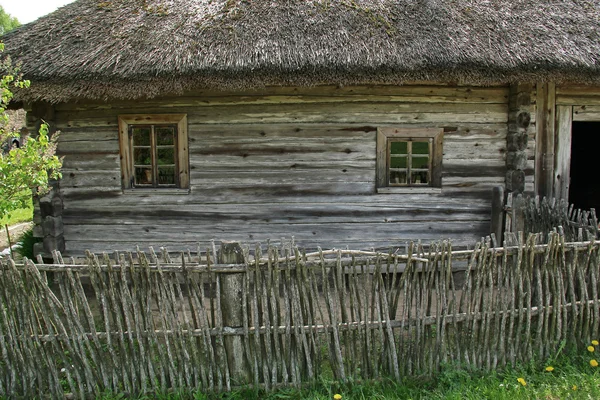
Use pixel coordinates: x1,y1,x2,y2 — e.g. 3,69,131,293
568,121,600,213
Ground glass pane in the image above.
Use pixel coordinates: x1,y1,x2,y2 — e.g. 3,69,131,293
156,127,175,145
134,148,152,165
389,170,407,185
132,127,151,146
412,141,429,154
135,167,153,185
412,156,429,169
390,156,407,168
158,167,176,185
390,141,408,155
412,171,429,184
157,148,175,165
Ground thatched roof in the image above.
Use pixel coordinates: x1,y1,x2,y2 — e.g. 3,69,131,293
3,0,600,102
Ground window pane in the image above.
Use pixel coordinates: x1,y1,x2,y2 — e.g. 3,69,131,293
390,156,407,168
390,141,408,154
412,156,429,169
135,167,153,185
412,141,429,154
389,170,407,185
157,148,175,165
158,167,176,185
134,148,152,165
132,127,151,146
156,127,175,145
412,172,429,184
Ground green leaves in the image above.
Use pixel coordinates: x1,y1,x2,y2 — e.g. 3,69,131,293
0,6,20,36
0,46,62,221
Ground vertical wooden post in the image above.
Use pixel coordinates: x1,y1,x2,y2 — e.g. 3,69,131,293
553,106,573,200
218,241,250,384
490,186,505,245
512,194,525,235
535,82,556,198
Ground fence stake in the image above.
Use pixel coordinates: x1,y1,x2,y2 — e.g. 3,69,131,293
218,242,250,385
491,186,505,244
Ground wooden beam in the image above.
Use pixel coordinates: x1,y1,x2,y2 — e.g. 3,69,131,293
553,106,572,200
535,83,556,198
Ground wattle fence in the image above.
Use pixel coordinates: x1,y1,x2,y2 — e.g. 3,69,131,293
1,233,599,398
500,192,599,243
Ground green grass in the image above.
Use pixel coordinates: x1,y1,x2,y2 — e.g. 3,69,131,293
0,197,33,226
94,350,600,399
14,227,38,259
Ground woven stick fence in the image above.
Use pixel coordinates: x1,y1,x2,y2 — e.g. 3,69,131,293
504,193,599,242
0,233,599,398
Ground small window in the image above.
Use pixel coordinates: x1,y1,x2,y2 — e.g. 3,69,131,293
377,128,443,192
118,115,189,190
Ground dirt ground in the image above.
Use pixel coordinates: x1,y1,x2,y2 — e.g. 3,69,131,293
0,222,33,252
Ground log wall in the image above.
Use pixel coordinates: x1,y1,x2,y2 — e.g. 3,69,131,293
46,85,516,254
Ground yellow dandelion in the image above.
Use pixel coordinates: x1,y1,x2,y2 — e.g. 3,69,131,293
588,346,596,352
572,385,577,391
333,395,342,400
545,366,554,372
593,340,599,346
517,377,527,386
591,359,599,367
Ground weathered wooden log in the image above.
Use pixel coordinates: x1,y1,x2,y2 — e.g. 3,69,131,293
217,242,250,385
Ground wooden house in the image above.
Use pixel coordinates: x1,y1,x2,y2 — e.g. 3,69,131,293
3,0,600,255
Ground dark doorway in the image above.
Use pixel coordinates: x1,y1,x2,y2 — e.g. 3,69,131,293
569,122,600,213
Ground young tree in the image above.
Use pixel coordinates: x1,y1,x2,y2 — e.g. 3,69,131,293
0,43,62,256
0,6,20,35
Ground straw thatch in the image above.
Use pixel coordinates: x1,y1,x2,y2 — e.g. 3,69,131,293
2,0,600,102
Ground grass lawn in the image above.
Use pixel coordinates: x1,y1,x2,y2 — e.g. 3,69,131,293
96,349,600,399
0,198,33,226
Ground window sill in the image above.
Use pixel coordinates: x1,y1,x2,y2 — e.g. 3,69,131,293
377,187,442,194
122,188,191,195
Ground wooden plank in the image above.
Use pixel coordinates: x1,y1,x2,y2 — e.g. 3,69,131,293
58,129,117,142
557,97,600,107
188,123,508,140
556,86,600,105
59,190,495,210
58,185,492,204
55,102,508,127
442,162,507,178
60,170,122,188
535,82,556,198
62,221,490,252
54,85,510,112
62,234,485,254
377,129,388,188
61,154,120,170
58,174,501,195
62,220,489,237
188,158,504,174
556,86,600,95
189,169,376,184
572,105,600,121
62,206,490,227
187,139,506,165
57,140,119,154
553,106,573,200
490,186,505,243
56,123,506,141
